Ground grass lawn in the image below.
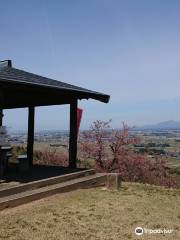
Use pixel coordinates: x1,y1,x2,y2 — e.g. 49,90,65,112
0,183,179,240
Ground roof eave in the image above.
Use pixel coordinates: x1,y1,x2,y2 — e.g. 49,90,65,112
0,77,110,103
90,94,110,103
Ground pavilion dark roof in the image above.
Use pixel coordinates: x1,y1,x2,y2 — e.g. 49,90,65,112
0,60,110,107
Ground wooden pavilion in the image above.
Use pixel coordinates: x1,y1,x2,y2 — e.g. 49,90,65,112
0,60,110,169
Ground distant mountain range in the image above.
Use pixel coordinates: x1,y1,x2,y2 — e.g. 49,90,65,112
137,120,180,130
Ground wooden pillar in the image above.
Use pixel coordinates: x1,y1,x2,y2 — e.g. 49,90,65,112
27,107,35,167
0,92,4,178
0,109,3,178
69,100,78,168
0,109,3,126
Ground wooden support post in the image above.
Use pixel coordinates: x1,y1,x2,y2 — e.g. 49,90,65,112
0,88,4,127
0,109,3,126
27,107,35,167
0,109,2,178
0,96,3,178
69,100,78,168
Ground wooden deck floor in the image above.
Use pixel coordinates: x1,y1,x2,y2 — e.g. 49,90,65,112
0,164,85,189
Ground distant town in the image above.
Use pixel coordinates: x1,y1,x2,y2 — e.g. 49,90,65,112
5,121,180,182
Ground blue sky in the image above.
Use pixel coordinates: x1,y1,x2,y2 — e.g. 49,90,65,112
1,0,180,130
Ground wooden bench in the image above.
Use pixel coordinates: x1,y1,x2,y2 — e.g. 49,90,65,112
17,155,29,171
0,146,12,177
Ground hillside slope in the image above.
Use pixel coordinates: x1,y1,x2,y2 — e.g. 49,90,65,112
0,183,179,240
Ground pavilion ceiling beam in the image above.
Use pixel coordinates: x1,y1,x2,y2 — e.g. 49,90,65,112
1,98,72,109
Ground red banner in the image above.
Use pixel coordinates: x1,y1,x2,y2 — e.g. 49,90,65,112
77,108,83,135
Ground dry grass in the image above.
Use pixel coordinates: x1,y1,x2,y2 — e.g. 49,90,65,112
0,183,179,240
